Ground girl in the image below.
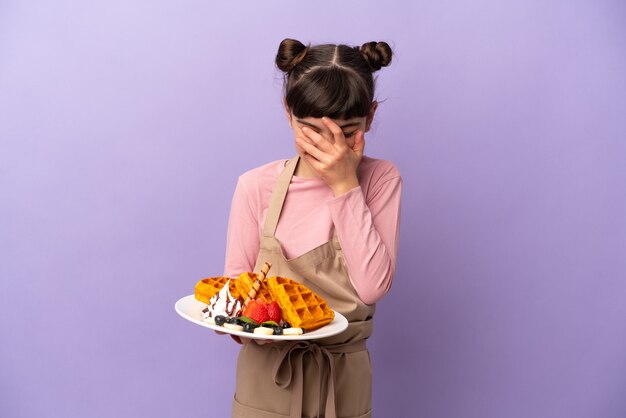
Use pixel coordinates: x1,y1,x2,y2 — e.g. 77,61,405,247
224,38,402,418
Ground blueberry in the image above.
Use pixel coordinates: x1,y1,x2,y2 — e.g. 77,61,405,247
226,317,239,324
281,322,291,329
214,315,226,326
243,323,257,333
272,326,283,335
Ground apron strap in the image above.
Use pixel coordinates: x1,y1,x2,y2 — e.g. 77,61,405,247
272,340,366,418
263,156,300,238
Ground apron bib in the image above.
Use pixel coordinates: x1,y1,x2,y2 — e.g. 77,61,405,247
232,157,376,418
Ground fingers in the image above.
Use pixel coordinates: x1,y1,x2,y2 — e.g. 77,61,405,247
301,152,325,174
321,116,346,145
353,131,365,159
238,336,253,344
216,331,246,345
214,330,253,345
218,332,271,346
296,137,326,163
301,126,335,151
297,128,364,174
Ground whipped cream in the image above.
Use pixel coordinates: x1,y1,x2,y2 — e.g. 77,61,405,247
204,279,241,319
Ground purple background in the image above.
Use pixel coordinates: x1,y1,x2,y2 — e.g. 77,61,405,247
1,1,625,417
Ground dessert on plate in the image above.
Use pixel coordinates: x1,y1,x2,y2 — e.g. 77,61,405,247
193,262,334,334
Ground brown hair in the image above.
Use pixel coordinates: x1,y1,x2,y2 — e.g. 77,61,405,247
276,38,392,119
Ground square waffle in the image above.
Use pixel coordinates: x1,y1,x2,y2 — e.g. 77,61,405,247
265,276,334,331
194,277,241,304
233,272,274,304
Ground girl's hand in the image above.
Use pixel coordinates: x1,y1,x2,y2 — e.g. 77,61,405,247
215,330,273,345
215,330,243,344
296,117,365,196
236,336,274,345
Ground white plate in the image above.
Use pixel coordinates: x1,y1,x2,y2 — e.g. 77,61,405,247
175,295,348,341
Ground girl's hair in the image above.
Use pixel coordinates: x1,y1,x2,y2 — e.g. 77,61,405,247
276,38,392,119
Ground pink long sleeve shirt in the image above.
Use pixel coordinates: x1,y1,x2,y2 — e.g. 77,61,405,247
224,156,402,305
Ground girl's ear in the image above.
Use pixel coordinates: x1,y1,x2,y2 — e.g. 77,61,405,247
365,101,378,132
283,97,293,129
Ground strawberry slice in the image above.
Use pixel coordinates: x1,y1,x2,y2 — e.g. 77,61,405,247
267,301,282,324
243,299,269,324
241,300,257,319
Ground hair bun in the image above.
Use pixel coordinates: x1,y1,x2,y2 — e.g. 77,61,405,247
360,41,392,71
276,38,309,72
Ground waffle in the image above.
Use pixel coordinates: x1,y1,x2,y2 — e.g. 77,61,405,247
194,277,241,304
232,272,274,304
265,276,334,331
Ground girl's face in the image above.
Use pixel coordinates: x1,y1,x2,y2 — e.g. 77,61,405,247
291,116,365,149
285,101,378,151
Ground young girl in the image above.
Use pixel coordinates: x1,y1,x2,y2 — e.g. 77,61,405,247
223,38,401,418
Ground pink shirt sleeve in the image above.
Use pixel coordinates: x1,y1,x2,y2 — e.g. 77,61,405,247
326,176,402,305
223,178,259,277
